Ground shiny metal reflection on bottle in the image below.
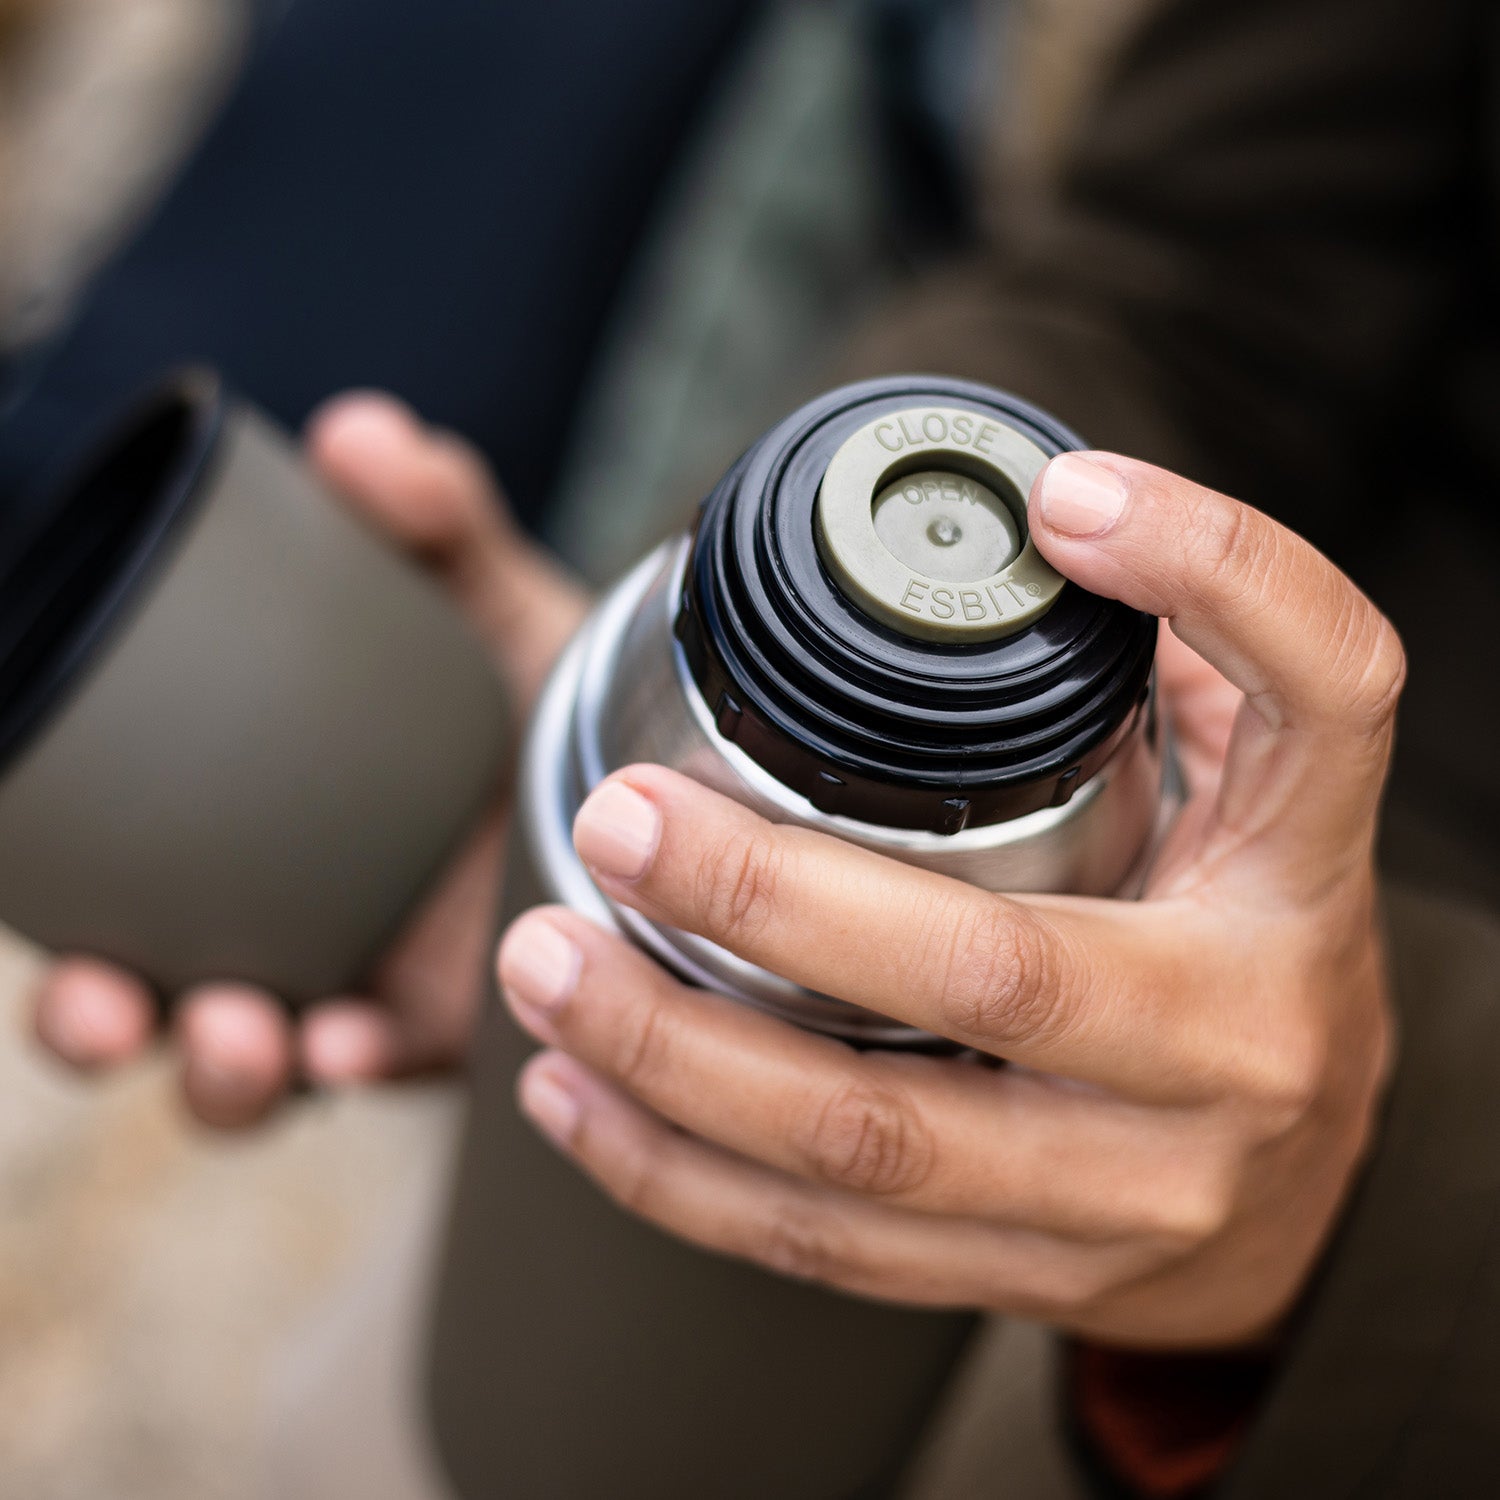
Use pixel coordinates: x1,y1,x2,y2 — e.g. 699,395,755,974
511,377,1181,1048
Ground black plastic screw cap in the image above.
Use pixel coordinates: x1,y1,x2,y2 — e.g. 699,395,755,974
674,376,1158,835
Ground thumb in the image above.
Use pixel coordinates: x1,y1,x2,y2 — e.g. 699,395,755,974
305,391,589,702
1027,452,1404,884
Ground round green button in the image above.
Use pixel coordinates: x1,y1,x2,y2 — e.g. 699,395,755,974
815,406,1064,642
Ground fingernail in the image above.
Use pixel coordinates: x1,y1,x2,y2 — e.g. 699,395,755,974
48,989,113,1058
574,781,661,882
303,1011,392,1083
499,918,581,1016
519,1066,582,1147
1037,455,1128,538
321,390,415,437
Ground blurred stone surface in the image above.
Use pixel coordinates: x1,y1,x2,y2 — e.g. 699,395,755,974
0,924,459,1500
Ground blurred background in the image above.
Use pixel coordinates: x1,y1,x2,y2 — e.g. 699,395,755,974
0,16,416,1500
0,2,1131,1495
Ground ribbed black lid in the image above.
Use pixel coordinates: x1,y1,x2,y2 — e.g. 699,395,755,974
674,376,1157,834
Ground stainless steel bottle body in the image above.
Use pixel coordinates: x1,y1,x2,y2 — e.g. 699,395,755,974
513,536,1172,1046
427,377,1174,1500
425,842,977,1500
427,535,1175,1498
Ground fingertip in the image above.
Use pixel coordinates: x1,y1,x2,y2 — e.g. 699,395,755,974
497,902,635,1000
1030,452,1131,543
33,959,156,1070
176,987,294,1130
573,764,696,833
299,1002,400,1084
306,390,424,491
613,762,741,808
306,388,417,452
572,775,663,885
516,1049,589,1147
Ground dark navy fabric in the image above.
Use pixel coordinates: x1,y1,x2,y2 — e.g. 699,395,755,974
0,0,756,540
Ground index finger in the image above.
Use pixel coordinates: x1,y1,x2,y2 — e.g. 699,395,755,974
573,767,1224,1099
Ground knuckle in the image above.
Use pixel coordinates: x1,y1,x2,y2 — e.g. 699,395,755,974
1347,614,1408,729
802,1079,933,1197
1029,1255,1126,1312
1231,1025,1328,1132
696,827,784,948
1311,591,1407,734
758,1201,858,1286
1186,487,1257,593
607,1134,671,1224
936,904,1066,1048
614,992,673,1094
1145,1169,1238,1247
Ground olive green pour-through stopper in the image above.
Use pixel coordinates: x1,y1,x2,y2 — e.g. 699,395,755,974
816,405,1065,642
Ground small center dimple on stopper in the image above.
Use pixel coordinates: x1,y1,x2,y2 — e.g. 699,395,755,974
870,468,1022,584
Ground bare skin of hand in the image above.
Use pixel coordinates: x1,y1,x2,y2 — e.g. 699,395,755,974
498,453,1403,1348
31,393,588,1128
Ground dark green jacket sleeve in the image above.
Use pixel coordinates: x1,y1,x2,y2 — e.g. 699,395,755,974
843,0,1489,548
896,891,1500,1499
1220,889,1500,1497
849,0,1500,908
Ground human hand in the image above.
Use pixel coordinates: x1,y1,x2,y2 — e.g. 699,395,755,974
32,394,589,1127
497,452,1402,1348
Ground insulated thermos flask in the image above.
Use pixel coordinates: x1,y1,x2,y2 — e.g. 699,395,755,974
0,370,510,1005
427,377,1175,1498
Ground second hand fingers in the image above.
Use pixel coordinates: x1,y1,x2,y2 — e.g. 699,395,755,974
305,394,588,701
299,1001,402,1084
175,987,294,1129
32,958,157,1070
